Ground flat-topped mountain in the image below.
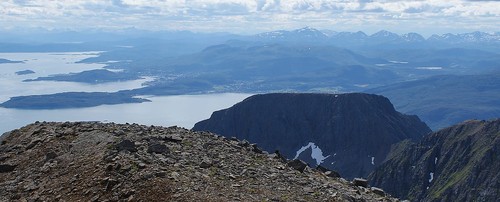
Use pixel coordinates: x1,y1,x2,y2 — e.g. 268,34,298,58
0,122,397,201
369,119,500,201
193,93,431,179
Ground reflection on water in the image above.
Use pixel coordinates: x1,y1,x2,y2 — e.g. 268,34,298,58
0,93,252,135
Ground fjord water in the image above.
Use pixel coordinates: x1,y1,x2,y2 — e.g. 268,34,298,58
0,94,251,134
0,52,251,134
0,52,150,102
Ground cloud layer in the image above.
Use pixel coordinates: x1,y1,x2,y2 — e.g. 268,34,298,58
1,0,499,35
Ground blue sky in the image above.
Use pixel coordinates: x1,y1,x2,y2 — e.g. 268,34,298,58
1,0,499,36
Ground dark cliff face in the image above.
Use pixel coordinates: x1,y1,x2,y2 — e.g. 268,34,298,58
369,119,500,201
193,93,431,179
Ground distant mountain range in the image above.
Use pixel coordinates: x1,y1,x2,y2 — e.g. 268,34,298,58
255,27,500,45
1,27,498,135
193,93,431,179
1,27,498,53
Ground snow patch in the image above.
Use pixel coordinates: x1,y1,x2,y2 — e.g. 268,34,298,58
294,142,330,165
429,172,434,183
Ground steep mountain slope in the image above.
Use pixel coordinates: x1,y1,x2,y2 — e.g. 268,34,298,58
0,122,397,201
369,119,500,201
193,93,431,179
367,74,500,130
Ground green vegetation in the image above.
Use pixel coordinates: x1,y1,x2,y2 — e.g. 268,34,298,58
431,167,468,199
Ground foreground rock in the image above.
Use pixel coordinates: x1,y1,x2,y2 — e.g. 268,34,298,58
369,119,500,201
0,122,398,201
194,93,431,179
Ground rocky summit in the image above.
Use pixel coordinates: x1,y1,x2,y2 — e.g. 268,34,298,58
0,121,398,201
369,119,500,201
193,93,431,179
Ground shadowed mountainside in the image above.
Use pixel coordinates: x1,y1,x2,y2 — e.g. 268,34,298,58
369,119,500,201
193,93,431,179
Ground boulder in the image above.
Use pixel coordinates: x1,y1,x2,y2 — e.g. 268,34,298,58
325,171,341,178
165,134,183,142
0,164,16,173
147,143,168,154
199,159,212,168
45,152,58,162
287,159,308,172
371,187,385,196
316,165,341,178
116,140,137,152
353,178,369,188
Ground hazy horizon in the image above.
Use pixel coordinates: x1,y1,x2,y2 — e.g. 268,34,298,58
1,0,499,37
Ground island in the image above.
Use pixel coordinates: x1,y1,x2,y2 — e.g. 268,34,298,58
15,70,35,75
0,58,23,64
0,92,150,109
23,69,141,84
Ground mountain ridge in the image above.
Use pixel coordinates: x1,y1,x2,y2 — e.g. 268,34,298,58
255,27,500,44
368,119,500,201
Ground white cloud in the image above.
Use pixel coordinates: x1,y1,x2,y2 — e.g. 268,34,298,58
0,0,498,34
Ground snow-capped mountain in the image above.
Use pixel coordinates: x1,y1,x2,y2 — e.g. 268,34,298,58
254,27,499,45
256,27,328,41
428,31,500,43
370,30,401,41
401,33,425,42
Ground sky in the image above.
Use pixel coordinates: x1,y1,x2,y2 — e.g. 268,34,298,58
1,0,499,36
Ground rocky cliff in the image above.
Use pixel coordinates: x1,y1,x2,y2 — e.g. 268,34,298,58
0,121,397,201
193,93,431,179
369,119,500,201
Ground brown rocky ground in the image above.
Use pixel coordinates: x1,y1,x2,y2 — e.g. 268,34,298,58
1,121,399,201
